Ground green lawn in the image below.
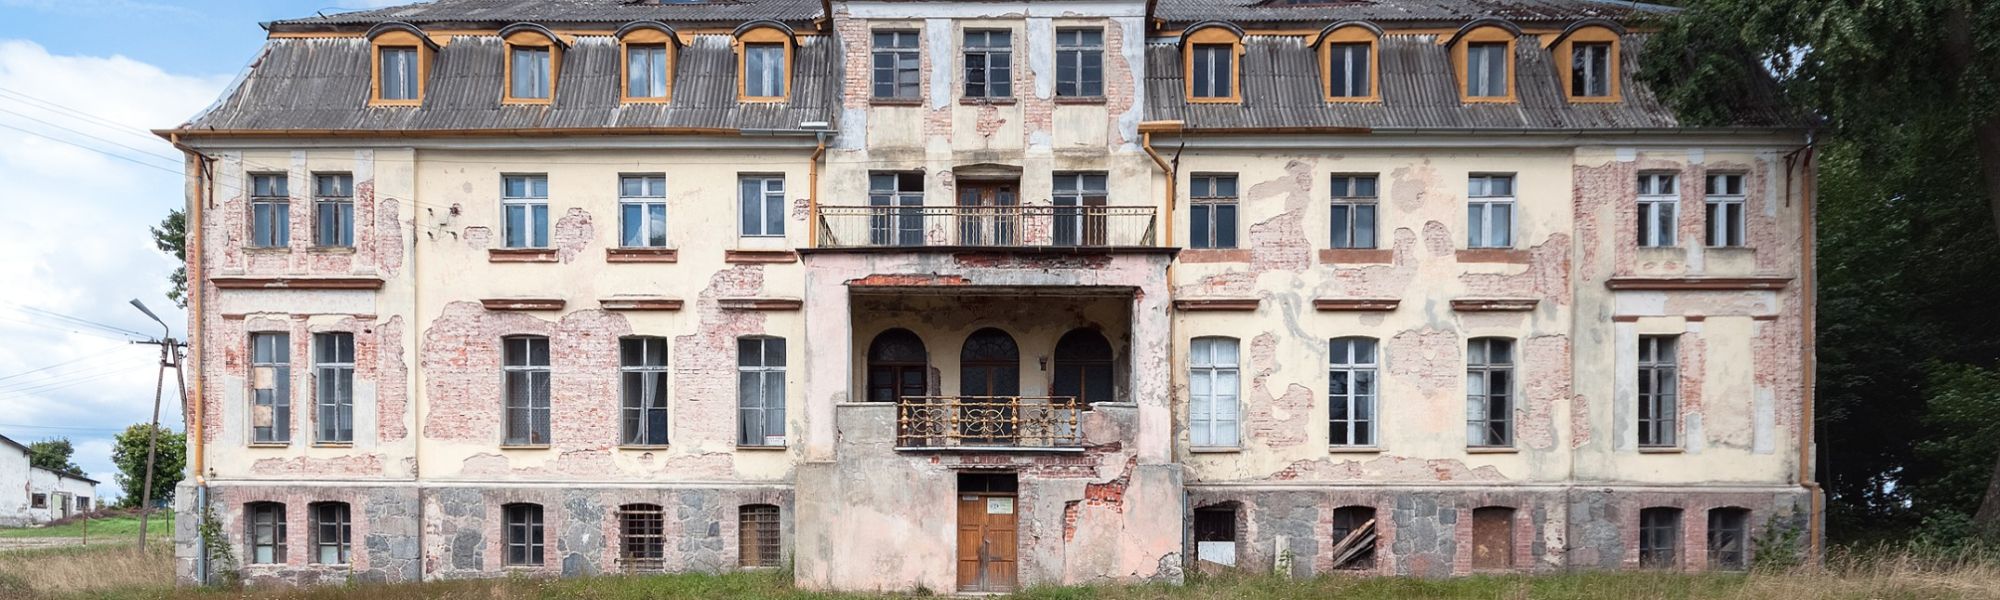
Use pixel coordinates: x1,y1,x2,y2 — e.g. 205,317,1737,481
0,512,173,539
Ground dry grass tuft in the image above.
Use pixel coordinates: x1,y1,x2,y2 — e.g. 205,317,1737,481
0,543,176,597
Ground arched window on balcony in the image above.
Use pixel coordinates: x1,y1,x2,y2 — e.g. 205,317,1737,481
959,328,1021,444
867,328,929,404
1052,328,1114,406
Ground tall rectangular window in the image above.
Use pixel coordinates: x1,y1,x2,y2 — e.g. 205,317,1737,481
963,30,1013,98
1331,174,1379,249
1639,507,1683,568
1466,42,1509,97
248,502,287,564
313,173,354,247
309,502,351,565
619,503,666,571
739,504,781,568
1705,173,1746,247
1467,337,1514,447
626,44,668,99
1055,28,1103,97
1571,42,1611,98
1189,174,1238,249
1052,172,1108,246
1637,173,1678,247
503,503,544,566
380,47,420,101
619,175,668,247
739,175,785,237
1329,337,1378,447
868,171,924,246
250,174,290,248
1467,174,1515,248
621,337,670,446
1189,337,1240,448
502,174,549,248
509,46,552,100
1638,335,1679,448
1707,508,1750,570
1329,42,1370,98
737,337,786,447
744,43,785,98
871,30,920,99
314,332,354,444
250,332,291,444
1190,44,1233,98
503,336,551,446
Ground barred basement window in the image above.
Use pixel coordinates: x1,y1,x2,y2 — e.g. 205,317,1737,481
503,503,544,566
1328,337,1378,447
309,501,351,565
739,504,780,568
1055,28,1103,97
248,502,287,564
1637,335,1679,448
871,30,920,99
1707,507,1750,570
502,174,549,248
963,30,1012,98
313,173,354,247
1639,507,1683,568
251,332,292,444
737,337,787,446
1192,504,1239,566
250,174,289,248
1189,337,1240,448
1637,173,1678,247
1467,174,1515,248
1189,174,1238,249
619,503,666,571
620,174,668,248
1466,337,1514,447
503,336,551,446
621,337,670,446
1330,174,1378,249
314,332,355,444
1705,173,1746,247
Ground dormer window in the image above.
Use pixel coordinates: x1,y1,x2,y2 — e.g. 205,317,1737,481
500,23,566,105
735,22,794,102
618,22,679,103
1446,20,1521,103
1315,22,1381,103
1551,20,1625,103
366,22,435,106
380,48,420,100
1466,43,1508,98
1572,43,1610,96
1181,23,1244,103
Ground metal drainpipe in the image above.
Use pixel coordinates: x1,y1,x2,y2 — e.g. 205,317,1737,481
169,133,211,585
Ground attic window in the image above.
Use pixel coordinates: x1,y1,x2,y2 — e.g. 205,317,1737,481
1466,43,1507,98
1447,21,1520,103
735,23,794,102
618,23,679,103
1181,24,1243,103
501,23,566,105
1551,22,1624,103
1315,23,1380,102
366,22,434,106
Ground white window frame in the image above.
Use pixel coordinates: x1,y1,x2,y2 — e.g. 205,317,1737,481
1329,337,1378,447
737,336,787,447
1466,42,1509,98
621,336,670,446
1189,337,1240,448
249,173,290,248
501,174,549,248
1637,335,1679,448
619,174,669,248
313,332,354,444
739,175,786,237
744,43,786,99
1466,337,1514,448
1637,172,1678,247
1467,174,1515,248
1705,173,1747,247
626,43,669,99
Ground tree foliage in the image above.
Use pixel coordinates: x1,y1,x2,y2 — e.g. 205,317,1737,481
26,438,84,477
152,209,186,309
111,423,185,508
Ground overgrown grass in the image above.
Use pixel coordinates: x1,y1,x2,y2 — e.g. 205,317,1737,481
0,510,175,539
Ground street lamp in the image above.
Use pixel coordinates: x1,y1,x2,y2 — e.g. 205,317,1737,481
129,299,171,551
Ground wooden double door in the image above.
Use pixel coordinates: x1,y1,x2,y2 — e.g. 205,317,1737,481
956,491,1019,592
958,182,1018,246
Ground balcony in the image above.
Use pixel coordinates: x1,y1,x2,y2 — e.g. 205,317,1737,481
895,396,1085,451
813,206,1158,249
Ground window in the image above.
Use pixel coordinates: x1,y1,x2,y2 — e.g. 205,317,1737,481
313,174,354,247
309,502,351,565
739,175,786,237
1466,337,1514,448
30,493,46,509
1189,174,1238,249
871,30,920,99
76,497,89,511
621,337,669,446
1637,173,1678,247
1470,506,1514,569
503,503,544,566
737,337,786,447
379,47,420,101
619,504,666,571
1708,508,1750,570
739,504,781,568
250,174,289,248
1055,28,1103,97
1467,174,1515,248
1465,42,1509,98
1638,335,1679,448
1329,337,1378,447
1331,174,1379,249
503,336,551,446
248,502,287,564
1330,506,1377,569
509,46,552,100
1189,337,1240,448
1190,43,1234,99
868,172,924,246
1705,173,1746,247
1193,504,1239,566
502,174,549,249
743,43,786,99
1053,172,1108,246
1571,42,1612,98
314,332,354,444
619,175,668,248
251,332,291,444
626,44,669,100
1328,42,1370,98
1639,507,1682,568
963,30,1012,98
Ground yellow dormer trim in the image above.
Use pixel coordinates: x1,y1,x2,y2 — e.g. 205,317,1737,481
501,25,564,106
366,23,434,107
1550,24,1623,103
735,25,794,103
1182,24,1244,104
1314,23,1382,104
618,24,678,104
1447,23,1520,104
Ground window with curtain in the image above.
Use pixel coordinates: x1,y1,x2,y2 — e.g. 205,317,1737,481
509,46,552,99
1189,337,1240,448
314,332,354,444
503,336,551,446
1466,42,1508,97
1328,42,1370,98
744,43,785,98
738,337,786,446
621,337,670,446
1190,43,1233,98
1638,335,1679,447
379,47,420,100
1330,174,1378,249
1571,42,1611,97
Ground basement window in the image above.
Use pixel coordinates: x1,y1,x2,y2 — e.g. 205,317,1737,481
1707,507,1750,570
248,501,287,564
309,501,351,565
503,503,544,566
1471,506,1514,570
1639,507,1683,568
739,504,781,568
1193,504,1239,567
1330,506,1376,569
619,503,666,572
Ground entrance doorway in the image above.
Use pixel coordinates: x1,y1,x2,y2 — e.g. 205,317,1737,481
956,472,1019,592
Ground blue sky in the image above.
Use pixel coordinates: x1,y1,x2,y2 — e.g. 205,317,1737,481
0,0,402,503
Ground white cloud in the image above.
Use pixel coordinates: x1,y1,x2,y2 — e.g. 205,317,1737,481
0,39,229,502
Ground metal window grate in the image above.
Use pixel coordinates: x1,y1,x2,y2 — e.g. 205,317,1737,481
739,504,780,568
619,504,666,572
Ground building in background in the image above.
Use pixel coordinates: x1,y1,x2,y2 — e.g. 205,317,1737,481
163,0,1814,589
0,434,97,526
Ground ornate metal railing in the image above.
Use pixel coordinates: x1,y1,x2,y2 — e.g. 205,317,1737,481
894,396,1085,449
815,206,1157,249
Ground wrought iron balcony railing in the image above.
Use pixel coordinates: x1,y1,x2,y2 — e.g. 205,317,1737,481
894,396,1085,450
814,205,1157,249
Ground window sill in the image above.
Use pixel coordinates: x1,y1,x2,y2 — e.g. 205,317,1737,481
959,97,1017,106
489,248,557,263
1705,245,1755,253
606,247,679,263
306,246,356,254
737,445,788,451
1637,447,1685,454
1328,446,1382,454
244,246,291,254
1053,96,1108,105
247,443,292,449
869,98,922,107
1189,446,1241,454
1456,248,1531,264
619,445,671,451
1465,447,1519,454
312,442,354,448
723,249,799,264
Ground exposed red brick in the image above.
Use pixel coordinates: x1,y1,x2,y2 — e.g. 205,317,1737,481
847,273,971,287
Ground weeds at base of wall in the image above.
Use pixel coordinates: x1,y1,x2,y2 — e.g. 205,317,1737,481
1752,516,1806,572
195,501,240,588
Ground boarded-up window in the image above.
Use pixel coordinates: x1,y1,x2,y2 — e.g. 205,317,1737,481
619,503,665,572
251,332,292,444
739,504,781,568
1470,506,1514,570
1707,507,1750,570
1639,507,1682,569
1330,506,1376,569
1193,505,1238,567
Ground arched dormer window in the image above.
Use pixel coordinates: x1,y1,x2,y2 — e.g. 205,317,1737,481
500,23,567,105
618,21,680,103
1313,21,1381,103
1443,19,1521,104
366,22,436,107
1181,22,1243,103
734,21,794,103
1548,19,1625,103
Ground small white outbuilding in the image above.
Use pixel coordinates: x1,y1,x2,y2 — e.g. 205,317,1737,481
0,433,99,527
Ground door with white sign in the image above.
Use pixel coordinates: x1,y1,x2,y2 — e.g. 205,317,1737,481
955,474,1018,592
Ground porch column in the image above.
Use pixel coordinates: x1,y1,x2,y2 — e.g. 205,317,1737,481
1130,271,1173,465
802,262,851,463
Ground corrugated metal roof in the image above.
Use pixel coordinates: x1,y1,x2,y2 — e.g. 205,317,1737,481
182,34,840,132
1153,0,1677,27
1145,34,1800,131
270,0,823,31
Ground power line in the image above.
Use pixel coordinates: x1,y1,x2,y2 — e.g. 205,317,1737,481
0,315,144,344
0,350,127,383
0,87,166,144
0,349,143,389
0,302,154,339
0,105,183,167
0,122,193,177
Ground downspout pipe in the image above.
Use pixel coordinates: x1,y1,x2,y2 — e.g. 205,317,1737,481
1793,136,1823,561
808,132,827,248
170,132,211,585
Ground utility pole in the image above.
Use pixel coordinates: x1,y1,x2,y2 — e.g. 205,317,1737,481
130,299,185,551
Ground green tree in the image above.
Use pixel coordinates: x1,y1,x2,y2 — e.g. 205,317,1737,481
152,209,186,309
26,438,84,477
111,424,185,508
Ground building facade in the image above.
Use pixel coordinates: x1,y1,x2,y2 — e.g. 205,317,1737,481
166,0,1817,590
0,434,98,527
